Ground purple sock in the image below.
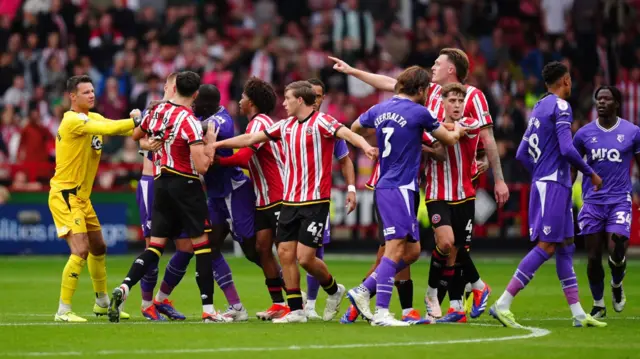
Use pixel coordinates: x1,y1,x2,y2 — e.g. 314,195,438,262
556,244,579,305
140,263,158,301
213,254,241,306
306,247,325,301
375,257,398,309
159,251,192,296
362,273,377,293
506,246,551,297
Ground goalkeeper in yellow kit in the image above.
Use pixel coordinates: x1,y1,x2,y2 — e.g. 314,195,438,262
50,75,143,322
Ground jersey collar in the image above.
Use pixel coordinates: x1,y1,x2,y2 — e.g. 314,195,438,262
596,117,621,132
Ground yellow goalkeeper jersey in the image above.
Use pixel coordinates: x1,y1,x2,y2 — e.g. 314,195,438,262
50,111,135,199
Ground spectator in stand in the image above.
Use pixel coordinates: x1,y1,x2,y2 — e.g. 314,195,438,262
134,73,163,111
2,74,30,115
17,102,52,164
0,105,20,163
89,13,124,72
333,0,375,61
618,67,640,125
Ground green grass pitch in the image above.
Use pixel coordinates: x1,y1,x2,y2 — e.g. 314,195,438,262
0,255,638,358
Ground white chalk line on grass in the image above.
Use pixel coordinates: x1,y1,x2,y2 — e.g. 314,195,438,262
0,323,550,357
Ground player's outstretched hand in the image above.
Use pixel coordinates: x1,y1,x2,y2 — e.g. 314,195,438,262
346,191,356,214
364,146,379,160
453,121,467,137
328,56,354,75
148,137,163,152
591,172,603,191
494,180,509,208
204,122,219,143
130,109,142,126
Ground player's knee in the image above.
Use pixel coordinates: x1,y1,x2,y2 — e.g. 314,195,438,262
403,245,421,264
89,241,107,256
174,239,193,253
297,251,316,270
71,246,89,260
277,244,296,264
242,244,261,267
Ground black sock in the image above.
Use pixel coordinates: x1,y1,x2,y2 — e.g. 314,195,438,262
439,265,455,304
448,264,465,309
321,275,338,295
122,244,163,290
456,248,480,285
194,243,214,307
395,279,413,310
266,278,284,303
286,288,303,311
428,247,449,290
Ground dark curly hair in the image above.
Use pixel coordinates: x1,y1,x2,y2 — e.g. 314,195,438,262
193,84,220,119
542,61,568,86
243,77,277,115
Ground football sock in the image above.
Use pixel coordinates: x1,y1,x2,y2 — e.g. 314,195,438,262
374,257,398,310
155,251,192,302
395,279,413,310
140,263,158,307
59,254,86,312
87,253,108,305
427,246,449,300
193,241,215,312
266,278,285,304
306,246,324,301
457,249,485,290
448,263,465,312
121,243,164,294
556,244,586,318
286,288,303,311
609,234,627,286
497,246,550,311
587,255,605,303
321,275,338,296
212,253,241,307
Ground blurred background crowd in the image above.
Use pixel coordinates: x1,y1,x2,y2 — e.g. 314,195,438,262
2,0,640,196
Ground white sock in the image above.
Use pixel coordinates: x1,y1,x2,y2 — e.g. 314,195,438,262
496,291,514,311
450,300,463,311
306,299,316,310
275,302,286,306
203,304,214,314
141,300,153,309
426,286,438,298
471,279,485,291
570,303,586,320
120,284,130,299
95,292,109,307
155,290,169,303
402,308,414,316
611,280,622,288
58,300,72,315
232,303,244,311
375,307,389,316
593,299,605,307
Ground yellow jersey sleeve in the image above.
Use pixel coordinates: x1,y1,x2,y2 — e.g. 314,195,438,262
65,112,135,136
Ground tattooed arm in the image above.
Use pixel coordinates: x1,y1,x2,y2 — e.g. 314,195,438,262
479,127,509,207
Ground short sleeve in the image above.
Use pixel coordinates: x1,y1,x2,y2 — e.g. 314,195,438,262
180,115,204,145
461,117,483,136
140,110,151,132
317,113,343,138
358,105,377,128
554,98,573,125
633,127,640,154
418,107,441,132
265,119,285,140
468,90,493,128
334,139,349,160
422,131,437,145
247,117,269,150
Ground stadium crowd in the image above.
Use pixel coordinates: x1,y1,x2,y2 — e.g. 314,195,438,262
1,0,640,192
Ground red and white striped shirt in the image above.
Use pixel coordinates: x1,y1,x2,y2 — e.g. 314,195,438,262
246,113,286,208
140,102,203,179
264,111,343,204
618,80,640,125
426,83,493,129
424,117,482,202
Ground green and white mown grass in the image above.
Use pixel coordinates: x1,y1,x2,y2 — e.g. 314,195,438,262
0,255,638,358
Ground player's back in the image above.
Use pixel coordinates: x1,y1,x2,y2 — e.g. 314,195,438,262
50,111,105,199
361,96,439,190
575,118,640,204
523,94,572,187
202,107,248,198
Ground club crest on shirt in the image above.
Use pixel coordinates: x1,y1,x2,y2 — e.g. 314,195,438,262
543,226,551,235
432,214,441,224
617,134,624,143
306,127,314,135
557,99,569,111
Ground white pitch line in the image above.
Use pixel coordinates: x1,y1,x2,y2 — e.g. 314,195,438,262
0,324,550,357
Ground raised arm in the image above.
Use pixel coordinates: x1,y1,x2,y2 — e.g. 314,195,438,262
214,131,270,150
217,147,254,169
329,56,397,92
75,118,136,136
430,124,464,146
335,126,378,159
